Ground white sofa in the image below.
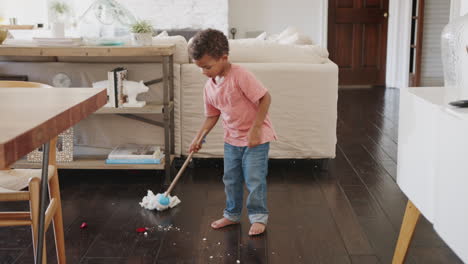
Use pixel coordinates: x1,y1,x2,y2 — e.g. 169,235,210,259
181,38,338,159
0,36,338,159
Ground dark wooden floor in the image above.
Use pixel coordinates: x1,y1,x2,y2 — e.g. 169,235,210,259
0,88,463,264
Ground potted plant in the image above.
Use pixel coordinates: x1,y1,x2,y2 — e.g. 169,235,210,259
49,1,70,38
130,20,154,46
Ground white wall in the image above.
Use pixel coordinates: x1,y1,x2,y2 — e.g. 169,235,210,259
420,0,450,86
229,0,327,46
460,0,468,16
2,0,325,45
71,0,228,33
0,0,48,25
1,0,228,33
386,0,412,89
450,0,468,19
450,0,460,20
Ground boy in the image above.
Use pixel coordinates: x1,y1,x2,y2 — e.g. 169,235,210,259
188,29,276,236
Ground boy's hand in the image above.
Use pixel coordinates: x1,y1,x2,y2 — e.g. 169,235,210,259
189,138,202,153
248,126,261,148
189,130,209,153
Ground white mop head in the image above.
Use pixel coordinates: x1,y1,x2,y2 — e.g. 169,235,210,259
139,190,181,211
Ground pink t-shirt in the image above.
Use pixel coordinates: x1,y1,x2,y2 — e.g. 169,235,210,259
204,64,277,147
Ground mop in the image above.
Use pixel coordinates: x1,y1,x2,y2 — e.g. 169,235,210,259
140,131,207,211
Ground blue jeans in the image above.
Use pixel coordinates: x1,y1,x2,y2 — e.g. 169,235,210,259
223,142,269,225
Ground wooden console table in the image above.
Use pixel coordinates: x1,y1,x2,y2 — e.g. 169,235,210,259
0,45,176,183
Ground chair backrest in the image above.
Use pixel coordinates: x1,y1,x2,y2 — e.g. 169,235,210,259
0,81,52,88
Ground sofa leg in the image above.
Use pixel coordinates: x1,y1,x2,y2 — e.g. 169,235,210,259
320,159,330,172
313,159,330,172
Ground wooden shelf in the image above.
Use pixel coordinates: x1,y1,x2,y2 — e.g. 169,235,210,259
95,102,173,114
1,44,176,180
13,155,174,170
0,25,35,30
0,45,176,57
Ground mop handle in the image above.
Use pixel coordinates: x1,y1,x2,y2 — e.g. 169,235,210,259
165,130,207,196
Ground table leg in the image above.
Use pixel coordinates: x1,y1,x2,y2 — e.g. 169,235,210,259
169,55,175,155
36,142,50,264
392,200,421,264
162,56,171,185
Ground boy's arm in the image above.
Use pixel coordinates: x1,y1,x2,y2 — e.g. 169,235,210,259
253,91,271,129
199,115,220,137
193,83,221,152
235,68,270,146
248,91,271,148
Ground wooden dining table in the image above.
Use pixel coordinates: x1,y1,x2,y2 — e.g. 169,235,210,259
0,87,107,263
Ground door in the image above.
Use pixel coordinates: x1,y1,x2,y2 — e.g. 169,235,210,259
328,0,389,86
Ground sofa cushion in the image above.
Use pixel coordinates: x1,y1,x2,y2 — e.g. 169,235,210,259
277,32,314,45
228,41,329,64
255,32,267,40
267,26,298,42
151,35,189,63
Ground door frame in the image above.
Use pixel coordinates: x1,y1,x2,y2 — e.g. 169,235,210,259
385,0,412,89
321,0,329,47
385,0,458,89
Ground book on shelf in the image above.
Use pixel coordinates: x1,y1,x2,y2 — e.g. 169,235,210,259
107,144,163,164
105,158,162,164
107,67,127,108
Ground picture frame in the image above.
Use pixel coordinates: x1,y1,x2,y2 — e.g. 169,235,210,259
27,128,74,162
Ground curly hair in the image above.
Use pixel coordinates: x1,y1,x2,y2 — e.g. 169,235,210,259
188,29,229,60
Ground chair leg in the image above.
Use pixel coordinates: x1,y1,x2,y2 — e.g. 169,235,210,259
42,238,47,264
29,178,40,263
392,200,421,264
49,169,66,264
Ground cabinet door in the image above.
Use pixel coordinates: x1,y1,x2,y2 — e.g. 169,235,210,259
397,88,438,222
434,110,468,262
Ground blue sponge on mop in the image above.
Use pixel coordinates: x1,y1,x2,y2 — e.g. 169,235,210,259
140,131,207,212
158,195,170,206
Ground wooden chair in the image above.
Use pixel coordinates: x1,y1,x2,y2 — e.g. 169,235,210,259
0,81,66,263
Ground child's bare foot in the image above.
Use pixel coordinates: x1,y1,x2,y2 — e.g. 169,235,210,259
211,218,238,229
248,222,266,236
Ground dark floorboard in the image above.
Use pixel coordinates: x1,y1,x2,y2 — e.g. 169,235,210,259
0,87,463,263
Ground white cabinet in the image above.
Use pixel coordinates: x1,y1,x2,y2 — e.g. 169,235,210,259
395,86,468,263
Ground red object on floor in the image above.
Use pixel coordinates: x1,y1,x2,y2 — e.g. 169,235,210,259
80,222,87,229
136,227,148,233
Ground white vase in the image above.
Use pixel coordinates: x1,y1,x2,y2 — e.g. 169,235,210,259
131,33,152,46
51,22,65,38
441,13,468,103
